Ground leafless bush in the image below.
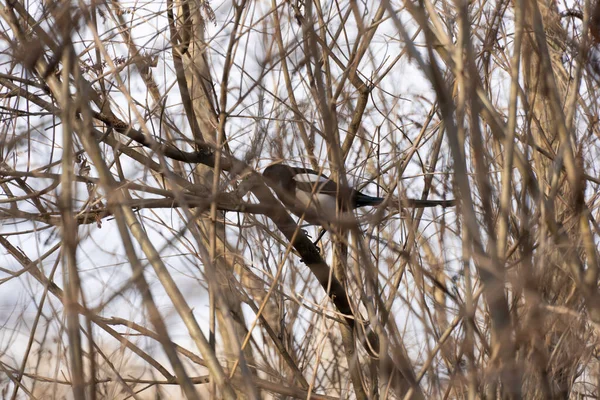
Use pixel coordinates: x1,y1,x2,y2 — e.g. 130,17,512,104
1,0,599,398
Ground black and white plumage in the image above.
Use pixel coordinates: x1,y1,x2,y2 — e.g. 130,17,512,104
262,164,384,225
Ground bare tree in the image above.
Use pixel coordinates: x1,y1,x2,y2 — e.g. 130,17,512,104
1,0,600,398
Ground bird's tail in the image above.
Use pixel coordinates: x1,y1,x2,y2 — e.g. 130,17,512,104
355,195,457,209
397,198,456,208
354,193,385,207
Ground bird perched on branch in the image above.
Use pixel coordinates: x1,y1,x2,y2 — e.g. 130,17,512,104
263,163,385,226
263,163,455,230
263,164,455,231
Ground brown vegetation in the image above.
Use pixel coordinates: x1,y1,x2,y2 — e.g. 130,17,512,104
1,0,599,398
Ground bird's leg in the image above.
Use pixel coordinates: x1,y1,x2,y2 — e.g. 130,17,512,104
313,228,326,246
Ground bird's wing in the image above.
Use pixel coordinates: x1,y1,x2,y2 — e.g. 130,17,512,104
292,172,340,196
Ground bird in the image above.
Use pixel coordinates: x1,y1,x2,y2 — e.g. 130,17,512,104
262,163,456,246
262,163,385,227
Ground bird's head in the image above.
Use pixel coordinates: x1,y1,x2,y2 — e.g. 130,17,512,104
262,163,295,192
